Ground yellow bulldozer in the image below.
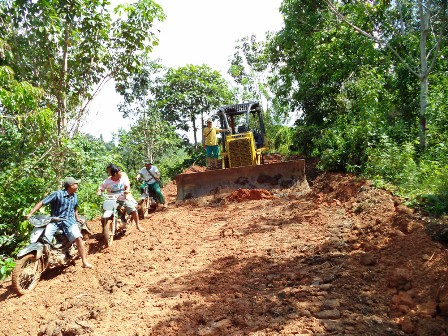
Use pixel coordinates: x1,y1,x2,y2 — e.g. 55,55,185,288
218,102,268,168
174,102,309,201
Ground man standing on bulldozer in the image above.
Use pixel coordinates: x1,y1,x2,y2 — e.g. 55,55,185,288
203,119,228,170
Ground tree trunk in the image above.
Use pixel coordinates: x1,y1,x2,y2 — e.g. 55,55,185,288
192,115,198,147
419,76,428,151
397,0,405,35
57,15,70,139
418,0,429,151
201,112,204,146
143,112,151,160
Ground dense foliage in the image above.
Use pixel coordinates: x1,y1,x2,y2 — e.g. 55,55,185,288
268,0,448,213
1,0,165,137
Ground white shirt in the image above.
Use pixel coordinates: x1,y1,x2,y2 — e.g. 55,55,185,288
99,175,130,201
138,165,160,184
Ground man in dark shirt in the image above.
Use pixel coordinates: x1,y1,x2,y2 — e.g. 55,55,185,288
26,177,93,269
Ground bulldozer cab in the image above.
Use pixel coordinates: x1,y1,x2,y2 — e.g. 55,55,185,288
217,102,268,168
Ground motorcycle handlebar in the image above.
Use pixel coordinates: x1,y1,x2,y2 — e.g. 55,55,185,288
101,194,122,200
27,215,63,227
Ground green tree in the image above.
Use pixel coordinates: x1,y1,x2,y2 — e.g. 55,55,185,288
0,39,56,172
269,1,382,127
228,34,271,103
1,0,165,138
115,117,181,181
323,0,447,150
228,34,300,153
154,64,235,147
0,39,117,261
113,56,183,178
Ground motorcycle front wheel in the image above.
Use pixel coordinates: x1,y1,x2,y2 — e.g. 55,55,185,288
138,198,149,219
103,216,116,247
11,254,43,295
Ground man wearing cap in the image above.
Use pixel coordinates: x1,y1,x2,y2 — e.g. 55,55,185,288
25,177,93,269
203,119,228,169
136,161,167,209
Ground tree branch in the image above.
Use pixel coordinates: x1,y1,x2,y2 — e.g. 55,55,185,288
323,0,422,78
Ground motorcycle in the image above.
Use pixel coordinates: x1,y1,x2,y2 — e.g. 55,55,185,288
101,194,135,247
137,181,160,219
12,215,91,295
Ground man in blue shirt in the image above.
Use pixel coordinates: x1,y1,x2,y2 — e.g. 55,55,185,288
25,177,93,269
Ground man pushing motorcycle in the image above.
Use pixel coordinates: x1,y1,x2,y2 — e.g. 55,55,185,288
136,160,167,209
25,177,93,269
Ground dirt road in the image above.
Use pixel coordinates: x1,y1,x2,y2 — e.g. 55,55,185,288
1,167,448,336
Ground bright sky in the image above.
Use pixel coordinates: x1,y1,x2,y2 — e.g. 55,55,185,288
82,0,284,142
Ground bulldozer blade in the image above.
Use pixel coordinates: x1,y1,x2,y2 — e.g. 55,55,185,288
174,160,309,201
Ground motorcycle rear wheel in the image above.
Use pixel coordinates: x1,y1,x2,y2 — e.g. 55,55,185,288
11,254,43,295
103,216,116,247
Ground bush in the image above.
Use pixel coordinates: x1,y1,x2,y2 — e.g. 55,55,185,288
364,139,448,215
0,256,15,280
290,124,321,158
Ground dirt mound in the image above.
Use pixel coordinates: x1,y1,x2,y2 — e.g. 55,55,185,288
225,188,274,202
263,153,284,164
180,165,206,174
1,168,448,336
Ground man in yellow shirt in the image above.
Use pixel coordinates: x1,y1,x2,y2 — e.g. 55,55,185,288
203,119,228,169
